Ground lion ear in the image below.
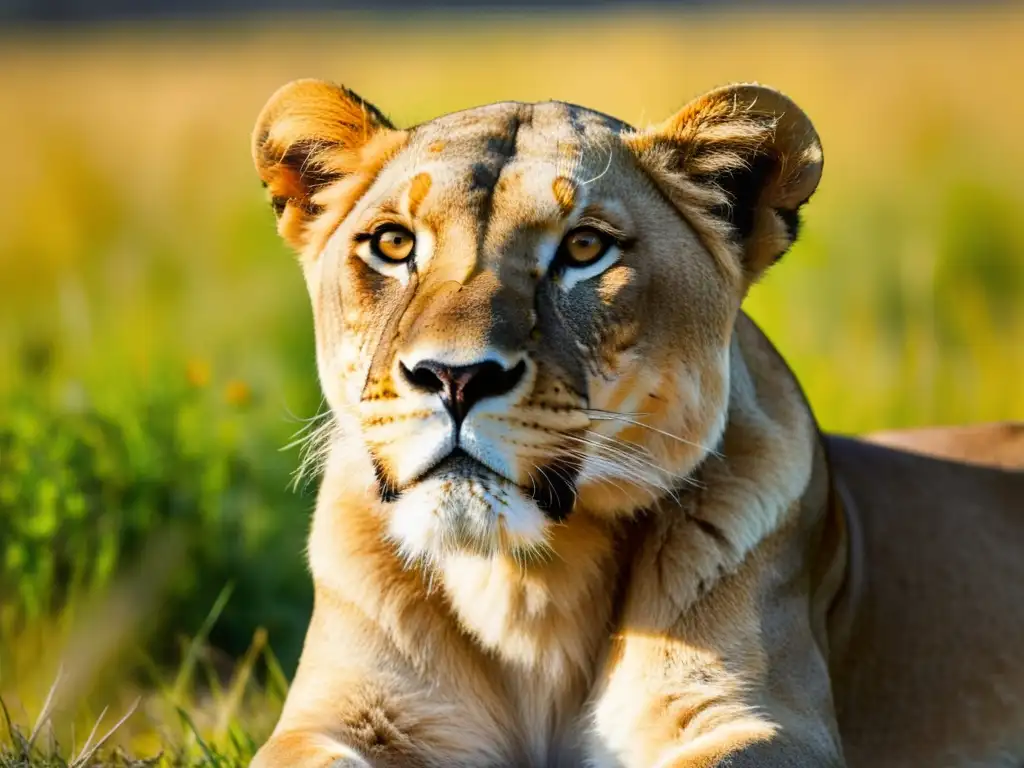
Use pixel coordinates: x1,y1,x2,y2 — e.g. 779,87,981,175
626,84,823,280
252,79,399,252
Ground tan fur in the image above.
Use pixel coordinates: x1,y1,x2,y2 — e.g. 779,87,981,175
249,80,1024,767
865,422,1024,470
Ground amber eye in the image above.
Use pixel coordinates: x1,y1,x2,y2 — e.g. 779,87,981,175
560,227,613,266
371,226,416,263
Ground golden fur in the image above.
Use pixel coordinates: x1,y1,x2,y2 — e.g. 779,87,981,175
866,422,1024,470
249,79,1024,767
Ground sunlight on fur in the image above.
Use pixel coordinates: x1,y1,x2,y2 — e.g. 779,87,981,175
249,77,1024,768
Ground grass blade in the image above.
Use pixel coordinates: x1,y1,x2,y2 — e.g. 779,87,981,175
27,665,63,749
174,707,220,768
70,697,140,768
72,705,108,765
170,583,234,706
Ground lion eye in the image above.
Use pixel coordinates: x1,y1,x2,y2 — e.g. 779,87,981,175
371,227,416,263
561,227,613,266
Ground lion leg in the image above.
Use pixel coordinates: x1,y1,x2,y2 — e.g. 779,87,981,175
589,679,843,768
653,732,843,767
587,513,845,767
250,730,371,768
256,593,517,767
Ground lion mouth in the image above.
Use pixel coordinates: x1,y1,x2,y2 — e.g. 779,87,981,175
428,446,492,479
385,447,579,522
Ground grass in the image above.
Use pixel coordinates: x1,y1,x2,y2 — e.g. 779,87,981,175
1,583,286,765
1,6,1022,762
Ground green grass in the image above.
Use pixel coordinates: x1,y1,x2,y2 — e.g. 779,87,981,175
0,583,287,765
1,7,1022,762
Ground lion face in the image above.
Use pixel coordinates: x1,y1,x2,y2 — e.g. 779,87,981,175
253,80,822,562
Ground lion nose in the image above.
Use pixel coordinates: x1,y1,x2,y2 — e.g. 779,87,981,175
401,359,526,426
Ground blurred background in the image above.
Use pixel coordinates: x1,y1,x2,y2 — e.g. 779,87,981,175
1,0,1022,763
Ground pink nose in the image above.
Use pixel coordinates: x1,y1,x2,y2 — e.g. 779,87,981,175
400,359,526,425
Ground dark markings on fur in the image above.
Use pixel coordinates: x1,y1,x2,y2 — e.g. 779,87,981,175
702,151,775,242
688,667,717,686
471,108,529,273
338,696,419,758
689,513,730,549
336,84,396,131
258,85,391,219
531,280,589,406
565,102,630,134
362,268,421,403
469,162,498,192
777,207,801,247
605,524,643,653
255,128,271,156
362,270,423,500
371,456,400,503
260,137,339,218
278,139,340,191
530,456,580,522
566,104,586,137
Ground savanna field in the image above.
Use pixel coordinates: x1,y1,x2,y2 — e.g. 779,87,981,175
1,7,1023,764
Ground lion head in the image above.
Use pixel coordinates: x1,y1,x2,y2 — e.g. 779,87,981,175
252,80,822,564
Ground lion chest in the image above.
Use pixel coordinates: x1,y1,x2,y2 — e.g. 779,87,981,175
497,669,591,767
440,554,617,766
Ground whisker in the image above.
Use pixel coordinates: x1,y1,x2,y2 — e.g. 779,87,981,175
533,464,564,511
580,429,659,463
281,395,330,425
552,448,654,507
281,408,338,491
581,407,652,418
554,440,664,492
562,433,671,480
582,410,723,458
578,140,616,186
580,429,706,491
546,461,580,509
555,428,704,503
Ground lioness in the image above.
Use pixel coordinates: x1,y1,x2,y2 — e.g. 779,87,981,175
249,79,1024,767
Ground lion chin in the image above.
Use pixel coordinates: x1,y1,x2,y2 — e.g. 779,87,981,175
385,449,556,562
